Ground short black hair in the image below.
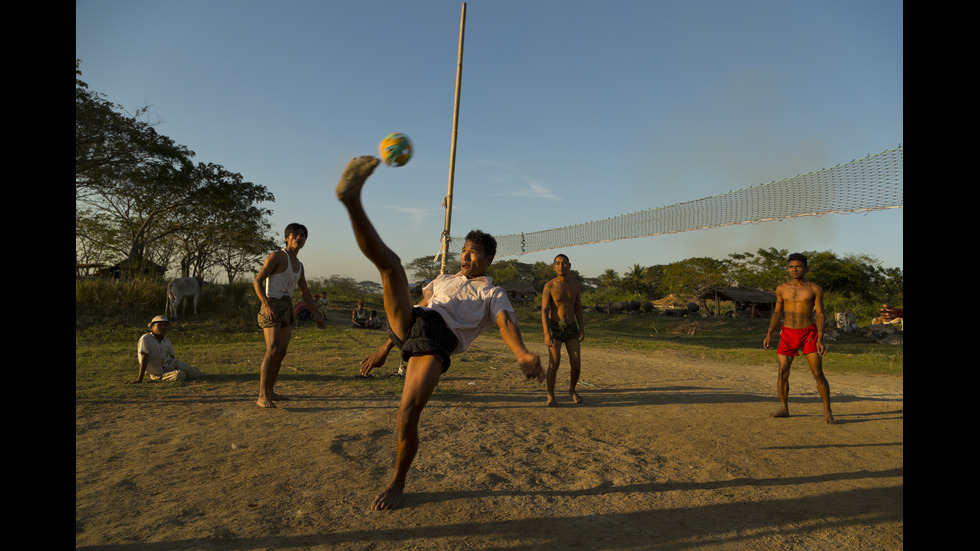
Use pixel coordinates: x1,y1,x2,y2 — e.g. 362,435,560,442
465,229,497,257
554,253,570,264
788,252,808,266
285,223,308,238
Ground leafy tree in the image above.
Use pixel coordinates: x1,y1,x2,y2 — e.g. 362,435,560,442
643,264,667,299
661,257,727,297
168,163,275,278
724,247,789,290
405,253,458,282
485,258,534,286
623,264,647,294
596,268,619,289
76,60,275,280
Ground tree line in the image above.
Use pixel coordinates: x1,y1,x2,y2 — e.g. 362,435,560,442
76,60,278,283
404,246,902,319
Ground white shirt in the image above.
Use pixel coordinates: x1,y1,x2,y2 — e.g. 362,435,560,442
137,333,177,376
421,273,514,354
265,250,302,299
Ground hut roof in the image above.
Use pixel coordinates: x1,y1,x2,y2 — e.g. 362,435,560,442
699,288,776,304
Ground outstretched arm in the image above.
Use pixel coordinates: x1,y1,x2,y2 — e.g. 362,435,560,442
497,310,544,381
880,304,903,321
360,338,395,376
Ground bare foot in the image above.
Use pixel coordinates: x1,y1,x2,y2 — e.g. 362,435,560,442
546,396,560,407
256,397,277,408
825,410,838,425
336,156,380,202
268,392,290,402
769,407,789,418
371,483,405,511
570,390,583,404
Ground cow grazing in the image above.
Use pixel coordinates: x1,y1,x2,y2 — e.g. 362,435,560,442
166,277,204,319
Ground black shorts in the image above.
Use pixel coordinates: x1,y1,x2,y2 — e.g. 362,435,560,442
388,308,460,373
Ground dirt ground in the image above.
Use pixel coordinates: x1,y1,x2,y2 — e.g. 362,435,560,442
76,335,903,550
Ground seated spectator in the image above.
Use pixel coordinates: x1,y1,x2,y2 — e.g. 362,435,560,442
129,315,202,383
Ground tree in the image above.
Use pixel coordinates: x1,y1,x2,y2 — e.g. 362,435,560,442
623,264,647,294
724,247,789,290
596,269,620,290
661,257,727,297
168,163,275,278
485,259,534,286
211,217,278,283
76,60,192,201
76,61,276,280
405,254,458,282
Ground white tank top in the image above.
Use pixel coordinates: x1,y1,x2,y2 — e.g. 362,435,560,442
265,250,302,299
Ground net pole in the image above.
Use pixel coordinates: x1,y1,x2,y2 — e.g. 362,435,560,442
440,2,466,274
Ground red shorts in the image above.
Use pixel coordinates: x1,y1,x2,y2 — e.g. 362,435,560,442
777,325,818,356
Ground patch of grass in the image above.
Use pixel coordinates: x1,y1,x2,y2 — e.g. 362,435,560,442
76,297,902,404
513,307,903,375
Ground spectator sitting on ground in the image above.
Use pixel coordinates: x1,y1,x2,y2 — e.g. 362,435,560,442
367,310,383,329
129,315,202,383
351,300,369,328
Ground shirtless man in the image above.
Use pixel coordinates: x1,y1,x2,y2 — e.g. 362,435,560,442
336,155,543,510
253,223,326,408
763,253,836,424
541,253,585,406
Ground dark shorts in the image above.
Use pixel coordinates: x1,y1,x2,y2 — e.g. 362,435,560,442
257,296,295,328
388,308,460,373
548,319,579,343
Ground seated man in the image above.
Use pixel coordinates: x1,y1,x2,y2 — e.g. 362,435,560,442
130,315,202,383
367,310,384,329
351,300,369,328
336,155,544,511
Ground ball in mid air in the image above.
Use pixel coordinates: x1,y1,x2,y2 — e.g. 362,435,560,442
378,133,413,167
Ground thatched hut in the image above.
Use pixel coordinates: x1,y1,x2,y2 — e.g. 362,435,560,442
698,288,776,318
499,282,536,304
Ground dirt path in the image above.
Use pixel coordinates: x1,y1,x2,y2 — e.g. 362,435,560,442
76,339,902,550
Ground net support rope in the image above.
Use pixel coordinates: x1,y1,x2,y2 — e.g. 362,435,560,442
444,144,902,258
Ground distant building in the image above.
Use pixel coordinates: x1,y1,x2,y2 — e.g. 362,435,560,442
698,288,776,318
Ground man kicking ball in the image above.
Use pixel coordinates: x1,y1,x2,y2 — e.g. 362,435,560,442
336,155,544,510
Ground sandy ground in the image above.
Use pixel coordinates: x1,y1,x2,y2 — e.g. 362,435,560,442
76,336,902,550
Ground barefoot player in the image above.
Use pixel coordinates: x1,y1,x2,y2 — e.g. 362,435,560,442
763,253,836,424
336,155,544,510
253,223,326,408
541,253,585,406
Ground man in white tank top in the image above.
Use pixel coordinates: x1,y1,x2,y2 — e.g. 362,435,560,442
253,223,325,408
336,155,544,511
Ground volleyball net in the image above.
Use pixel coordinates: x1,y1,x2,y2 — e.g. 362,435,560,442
444,144,902,258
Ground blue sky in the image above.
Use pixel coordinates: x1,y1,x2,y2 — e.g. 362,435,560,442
76,0,903,283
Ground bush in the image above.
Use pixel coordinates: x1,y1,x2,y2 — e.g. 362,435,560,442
75,278,259,331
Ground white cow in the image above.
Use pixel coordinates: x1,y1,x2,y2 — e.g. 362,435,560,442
166,277,204,319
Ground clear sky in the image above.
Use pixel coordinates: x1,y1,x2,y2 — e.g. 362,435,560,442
76,0,903,283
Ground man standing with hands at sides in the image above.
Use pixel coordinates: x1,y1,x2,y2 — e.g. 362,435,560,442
336,155,543,511
541,253,585,406
763,253,836,424
253,223,325,408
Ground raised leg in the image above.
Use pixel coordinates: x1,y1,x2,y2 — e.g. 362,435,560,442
336,156,415,341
